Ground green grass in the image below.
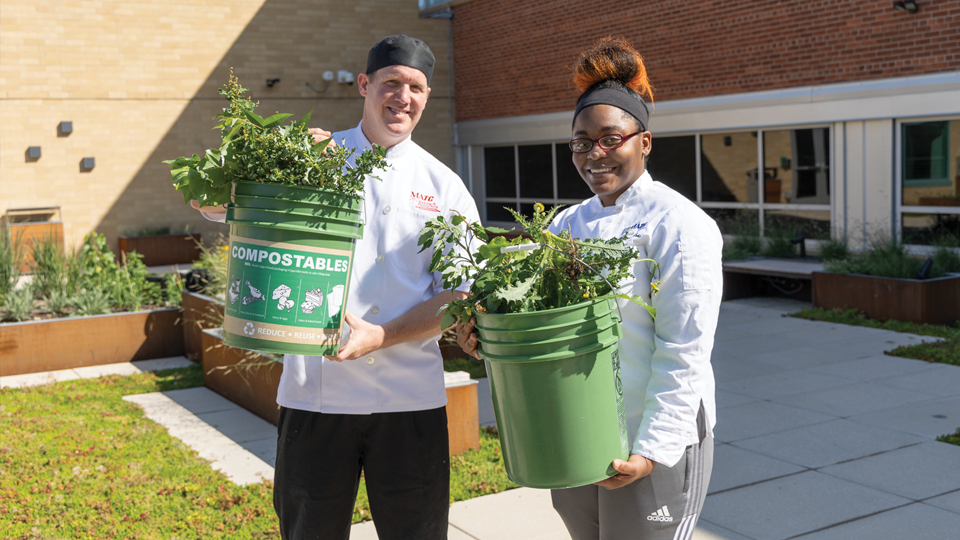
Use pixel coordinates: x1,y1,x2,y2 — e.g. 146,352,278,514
938,427,960,447
790,307,960,367
444,357,488,379
1,364,515,538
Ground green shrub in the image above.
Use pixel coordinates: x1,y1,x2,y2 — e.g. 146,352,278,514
818,233,849,261
825,233,933,279
723,216,763,261
931,234,960,275
0,228,24,301
30,234,66,298
938,427,960,446
1,286,34,322
45,288,73,315
764,225,799,259
70,288,112,316
190,234,230,298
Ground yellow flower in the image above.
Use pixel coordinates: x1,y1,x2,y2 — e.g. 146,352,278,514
533,203,544,213
583,292,589,298
651,281,660,294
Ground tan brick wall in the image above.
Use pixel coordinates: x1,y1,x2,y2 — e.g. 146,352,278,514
452,0,960,122
1,0,455,251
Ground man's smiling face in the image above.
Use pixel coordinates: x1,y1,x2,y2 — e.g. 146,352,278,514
358,65,430,148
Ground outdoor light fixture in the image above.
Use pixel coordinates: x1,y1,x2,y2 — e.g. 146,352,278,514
306,71,336,94
58,121,73,135
81,157,95,171
337,70,354,85
28,146,41,159
265,78,281,87
893,1,919,13
723,136,732,146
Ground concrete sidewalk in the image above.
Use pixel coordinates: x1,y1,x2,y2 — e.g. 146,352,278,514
7,298,960,539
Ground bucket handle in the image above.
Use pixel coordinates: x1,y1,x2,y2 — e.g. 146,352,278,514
500,243,624,323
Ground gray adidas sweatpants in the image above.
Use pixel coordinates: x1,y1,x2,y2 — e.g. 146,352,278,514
551,415,713,540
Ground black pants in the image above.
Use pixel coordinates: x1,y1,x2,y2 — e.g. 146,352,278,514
274,406,450,540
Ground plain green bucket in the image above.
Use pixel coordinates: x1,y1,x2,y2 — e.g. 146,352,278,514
475,297,616,331
477,314,620,357
476,300,629,489
221,182,364,357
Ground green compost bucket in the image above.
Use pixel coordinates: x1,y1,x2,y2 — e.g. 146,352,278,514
476,301,629,489
221,183,364,357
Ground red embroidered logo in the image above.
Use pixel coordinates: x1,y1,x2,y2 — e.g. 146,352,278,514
411,191,440,213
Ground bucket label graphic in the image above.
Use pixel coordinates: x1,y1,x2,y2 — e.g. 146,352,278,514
611,346,626,438
223,235,353,347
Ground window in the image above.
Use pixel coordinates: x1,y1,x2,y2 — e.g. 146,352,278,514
903,121,951,188
474,126,832,238
898,118,960,245
482,143,592,223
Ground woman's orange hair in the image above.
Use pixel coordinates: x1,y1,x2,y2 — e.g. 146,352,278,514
573,36,654,105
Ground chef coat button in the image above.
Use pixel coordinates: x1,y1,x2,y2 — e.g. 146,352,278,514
366,356,375,365
376,255,384,264
615,206,623,214
383,206,391,214
371,306,380,314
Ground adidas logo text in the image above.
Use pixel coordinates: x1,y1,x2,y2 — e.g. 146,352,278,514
647,505,674,523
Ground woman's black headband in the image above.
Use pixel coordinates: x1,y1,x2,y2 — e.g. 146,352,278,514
574,84,650,131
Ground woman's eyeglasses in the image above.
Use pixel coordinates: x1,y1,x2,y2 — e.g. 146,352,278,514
569,132,640,154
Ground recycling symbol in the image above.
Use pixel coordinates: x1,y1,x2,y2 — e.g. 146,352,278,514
243,322,255,336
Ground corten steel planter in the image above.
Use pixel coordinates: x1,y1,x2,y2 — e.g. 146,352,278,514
181,291,224,362
119,233,202,266
812,272,960,324
200,328,481,454
201,328,283,425
0,308,184,376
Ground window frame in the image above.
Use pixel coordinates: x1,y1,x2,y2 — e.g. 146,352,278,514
467,124,835,238
894,115,960,246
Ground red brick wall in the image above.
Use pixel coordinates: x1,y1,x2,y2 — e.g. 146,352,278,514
452,0,960,122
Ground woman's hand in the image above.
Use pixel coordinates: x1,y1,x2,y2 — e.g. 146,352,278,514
456,316,481,360
190,200,227,217
308,128,337,151
594,455,656,490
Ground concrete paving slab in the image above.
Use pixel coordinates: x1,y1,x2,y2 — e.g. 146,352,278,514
448,487,571,540
73,363,144,378
720,297,810,316
715,389,761,410
733,419,926,469
711,356,792,385
772,381,934,418
692,520,753,540
818,334,936,360
872,364,960,397
820,441,960,501
713,401,835,443
721,369,852,401
123,389,275,486
712,331,812,357
701,471,910,540
476,377,497,428
924,490,960,515
350,521,479,540
796,502,960,540
132,356,196,371
847,395,960,439
156,386,239,415
742,345,863,370
0,368,80,388
708,444,805,494
195,408,276,444
237,437,278,467
808,353,939,381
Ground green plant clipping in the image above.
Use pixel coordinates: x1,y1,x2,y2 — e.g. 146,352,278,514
419,203,660,328
164,70,387,207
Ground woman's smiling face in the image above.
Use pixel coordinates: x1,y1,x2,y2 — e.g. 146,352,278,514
572,104,652,207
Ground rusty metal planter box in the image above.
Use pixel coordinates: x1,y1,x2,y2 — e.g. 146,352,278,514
119,233,202,266
0,308,184,376
812,272,960,324
200,329,480,454
182,291,224,362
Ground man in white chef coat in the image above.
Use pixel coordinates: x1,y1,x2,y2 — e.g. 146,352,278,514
194,34,480,540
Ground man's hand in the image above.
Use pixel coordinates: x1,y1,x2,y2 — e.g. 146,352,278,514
308,128,337,151
326,311,385,362
455,316,481,360
594,455,656,490
190,200,227,217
